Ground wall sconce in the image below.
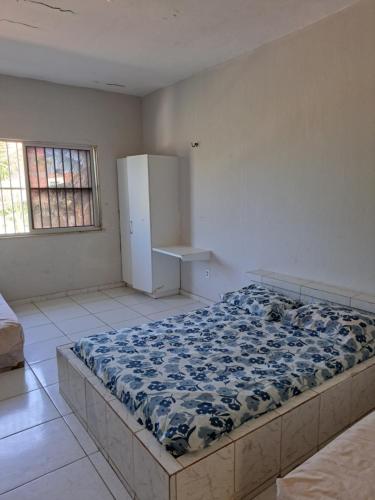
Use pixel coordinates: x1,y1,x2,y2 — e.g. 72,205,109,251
190,141,200,148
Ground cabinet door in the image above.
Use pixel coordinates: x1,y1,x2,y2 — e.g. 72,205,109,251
117,158,132,285
127,156,153,293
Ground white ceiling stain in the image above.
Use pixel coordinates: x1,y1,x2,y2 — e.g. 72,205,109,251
0,0,360,96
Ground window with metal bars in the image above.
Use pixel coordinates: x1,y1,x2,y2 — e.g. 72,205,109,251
0,139,100,236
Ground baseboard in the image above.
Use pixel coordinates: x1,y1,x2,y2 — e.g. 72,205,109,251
180,289,215,306
9,281,126,306
9,284,214,307
148,289,180,299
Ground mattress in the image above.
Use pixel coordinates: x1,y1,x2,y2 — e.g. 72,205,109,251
73,302,375,456
0,294,24,371
277,410,375,499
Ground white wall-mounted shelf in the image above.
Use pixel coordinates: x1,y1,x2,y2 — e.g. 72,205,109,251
152,246,211,262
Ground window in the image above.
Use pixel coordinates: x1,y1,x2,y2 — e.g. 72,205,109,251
0,141,29,234
0,140,100,236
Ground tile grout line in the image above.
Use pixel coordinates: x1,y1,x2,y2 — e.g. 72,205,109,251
24,333,68,349
0,455,90,497
43,385,73,417
31,299,102,341
0,375,118,497
87,453,118,500
0,384,43,404
24,292,199,340
70,294,130,316
56,379,93,454
0,413,62,442
61,414,99,460
9,283,126,307
78,291,196,318
32,298,94,328
41,295,142,334
27,301,76,344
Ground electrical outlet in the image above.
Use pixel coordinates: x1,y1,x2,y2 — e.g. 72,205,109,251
205,269,210,279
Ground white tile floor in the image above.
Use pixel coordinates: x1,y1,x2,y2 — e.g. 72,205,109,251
1,286,276,500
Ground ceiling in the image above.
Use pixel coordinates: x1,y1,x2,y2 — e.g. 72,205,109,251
0,0,359,96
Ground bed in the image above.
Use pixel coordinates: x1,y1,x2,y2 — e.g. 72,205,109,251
57,273,375,500
0,294,24,372
277,410,375,499
73,300,374,457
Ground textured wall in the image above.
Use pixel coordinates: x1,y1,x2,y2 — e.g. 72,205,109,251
142,0,375,300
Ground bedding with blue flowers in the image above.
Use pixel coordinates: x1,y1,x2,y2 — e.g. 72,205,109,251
221,283,302,321
73,300,375,457
284,303,375,352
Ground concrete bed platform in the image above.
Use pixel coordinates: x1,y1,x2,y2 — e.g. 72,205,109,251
57,346,375,500
56,271,375,500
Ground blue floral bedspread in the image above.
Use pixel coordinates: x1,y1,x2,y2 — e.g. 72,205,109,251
73,302,374,456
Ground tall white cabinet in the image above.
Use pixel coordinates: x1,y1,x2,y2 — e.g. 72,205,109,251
117,155,180,297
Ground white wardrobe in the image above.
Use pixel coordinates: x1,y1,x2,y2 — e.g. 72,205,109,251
117,154,180,297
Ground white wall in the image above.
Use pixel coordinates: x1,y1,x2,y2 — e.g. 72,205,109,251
142,0,375,300
0,75,141,301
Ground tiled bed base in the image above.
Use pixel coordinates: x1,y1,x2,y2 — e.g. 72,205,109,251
57,345,375,500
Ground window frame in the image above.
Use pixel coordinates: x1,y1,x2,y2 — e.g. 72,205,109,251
0,138,102,238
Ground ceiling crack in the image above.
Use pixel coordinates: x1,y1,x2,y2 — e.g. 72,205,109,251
105,83,126,88
17,0,75,14
93,80,126,89
0,18,39,28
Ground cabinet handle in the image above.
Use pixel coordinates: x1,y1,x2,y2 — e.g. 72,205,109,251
129,220,134,234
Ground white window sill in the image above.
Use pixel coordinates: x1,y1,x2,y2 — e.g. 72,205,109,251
0,226,103,239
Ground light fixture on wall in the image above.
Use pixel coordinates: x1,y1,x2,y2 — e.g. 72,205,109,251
190,141,199,148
